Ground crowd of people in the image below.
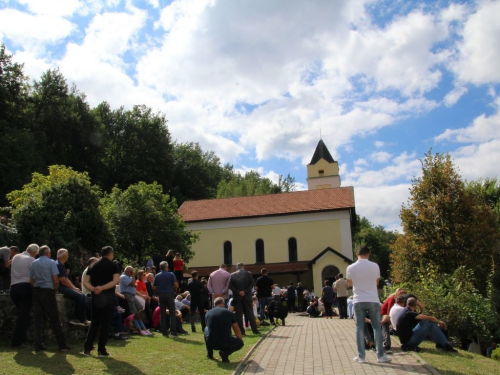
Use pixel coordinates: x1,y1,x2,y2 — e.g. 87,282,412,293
2,242,498,365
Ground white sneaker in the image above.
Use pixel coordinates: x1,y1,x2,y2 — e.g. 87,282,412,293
140,330,149,336
377,355,392,363
353,356,366,363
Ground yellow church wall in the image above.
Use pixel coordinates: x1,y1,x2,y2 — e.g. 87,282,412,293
307,159,339,178
312,252,349,294
187,218,344,268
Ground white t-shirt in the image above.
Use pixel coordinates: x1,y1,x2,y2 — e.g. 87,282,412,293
346,259,380,304
10,251,35,285
389,304,405,329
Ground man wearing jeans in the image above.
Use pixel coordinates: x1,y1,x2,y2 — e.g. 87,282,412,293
396,297,457,352
346,245,391,364
154,261,178,337
254,268,273,323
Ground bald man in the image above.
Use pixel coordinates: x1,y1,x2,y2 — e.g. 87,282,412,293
119,266,142,314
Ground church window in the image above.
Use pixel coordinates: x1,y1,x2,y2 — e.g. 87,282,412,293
288,237,298,262
255,239,265,263
223,241,232,265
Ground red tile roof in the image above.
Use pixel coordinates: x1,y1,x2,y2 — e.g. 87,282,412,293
178,187,355,222
184,261,311,278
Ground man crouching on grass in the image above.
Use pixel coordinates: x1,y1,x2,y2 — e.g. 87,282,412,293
204,297,243,362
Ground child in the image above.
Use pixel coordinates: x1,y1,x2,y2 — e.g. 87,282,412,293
124,310,153,336
252,295,260,327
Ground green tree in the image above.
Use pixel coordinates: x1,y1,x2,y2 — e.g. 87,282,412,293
101,182,197,265
170,142,228,204
7,165,113,261
93,103,174,193
391,151,499,293
217,171,296,198
0,44,40,206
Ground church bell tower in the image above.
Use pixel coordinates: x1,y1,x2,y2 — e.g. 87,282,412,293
307,140,340,190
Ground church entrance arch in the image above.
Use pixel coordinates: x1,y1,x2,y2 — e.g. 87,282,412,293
321,265,340,287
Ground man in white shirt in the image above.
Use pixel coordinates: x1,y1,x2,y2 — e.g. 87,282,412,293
389,295,406,329
10,244,38,347
347,245,391,364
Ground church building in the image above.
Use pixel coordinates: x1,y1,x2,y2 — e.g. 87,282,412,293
177,140,356,293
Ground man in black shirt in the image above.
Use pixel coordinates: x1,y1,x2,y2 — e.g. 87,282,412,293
83,246,120,357
396,298,456,352
204,297,243,362
254,268,273,323
187,270,206,332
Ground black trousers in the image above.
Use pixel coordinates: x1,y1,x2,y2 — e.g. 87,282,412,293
159,293,177,334
33,288,67,348
337,297,348,318
205,335,244,358
190,297,206,331
0,266,10,290
287,298,295,313
233,298,258,333
84,301,114,352
10,283,33,346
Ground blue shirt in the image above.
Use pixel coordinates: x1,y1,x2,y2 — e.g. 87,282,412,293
30,256,59,289
56,260,67,279
154,270,177,294
119,273,137,295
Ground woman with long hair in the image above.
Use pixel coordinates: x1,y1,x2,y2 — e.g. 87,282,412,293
166,250,175,272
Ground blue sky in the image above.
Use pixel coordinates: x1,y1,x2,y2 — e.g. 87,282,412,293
1,0,499,231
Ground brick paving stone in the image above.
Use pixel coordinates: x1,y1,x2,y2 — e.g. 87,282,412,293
241,314,438,375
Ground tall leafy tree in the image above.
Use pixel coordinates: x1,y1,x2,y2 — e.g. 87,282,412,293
7,165,113,260
391,151,499,293
0,44,40,206
170,142,230,204
101,182,197,265
93,103,174,192
217,171,296,198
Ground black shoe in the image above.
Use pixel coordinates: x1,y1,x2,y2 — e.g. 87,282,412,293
191,326,196,333
219,350,229,362
82,350,91,357
59,345,72,352
163,333,170,338
35,344,46,352
252,330,260,334
170,332,178,337
98,350,110,357
207,355,215,360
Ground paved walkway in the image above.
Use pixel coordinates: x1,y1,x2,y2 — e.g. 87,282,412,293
241,314,437,375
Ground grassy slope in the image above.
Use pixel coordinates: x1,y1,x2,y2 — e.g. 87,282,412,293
418,341,500,375
0,327,269,375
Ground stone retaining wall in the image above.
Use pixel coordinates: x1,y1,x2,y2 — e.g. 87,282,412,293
0,292,88,344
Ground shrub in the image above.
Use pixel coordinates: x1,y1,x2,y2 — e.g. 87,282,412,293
492,348,500,361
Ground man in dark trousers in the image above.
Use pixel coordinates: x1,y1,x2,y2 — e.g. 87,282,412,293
254,268,273,323
204,297,244,362
229,262,259,334
187,270,206,332
154,261,179,337
296,283,305,312
30,246,71,352
83,246,120,357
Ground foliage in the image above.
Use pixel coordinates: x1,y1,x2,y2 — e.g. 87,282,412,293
170,142,231,204
217,170,296,198
399,266,499,345
353,216,396,278
7,166,113,261
101,182,197,265
466,178,500,229
492,348,500,361
391,151,500,293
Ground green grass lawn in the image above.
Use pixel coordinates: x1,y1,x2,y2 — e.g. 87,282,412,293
0,326,271,375
418,341,500,375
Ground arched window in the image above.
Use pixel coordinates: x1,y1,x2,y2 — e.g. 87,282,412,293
255,239,265,264
223,241,232,265
288,237,298,262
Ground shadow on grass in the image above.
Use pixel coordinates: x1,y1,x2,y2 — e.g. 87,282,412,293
13,349,75,375
96,356,145,375
173,336,205,345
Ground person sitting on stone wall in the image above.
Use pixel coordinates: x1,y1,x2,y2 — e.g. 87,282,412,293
56,248,90,326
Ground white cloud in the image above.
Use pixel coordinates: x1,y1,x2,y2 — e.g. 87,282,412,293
17,0,84,17
374,141,385,148
443,86,468,107
0,9,76,48
452,0,500,85
370,151,392,164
